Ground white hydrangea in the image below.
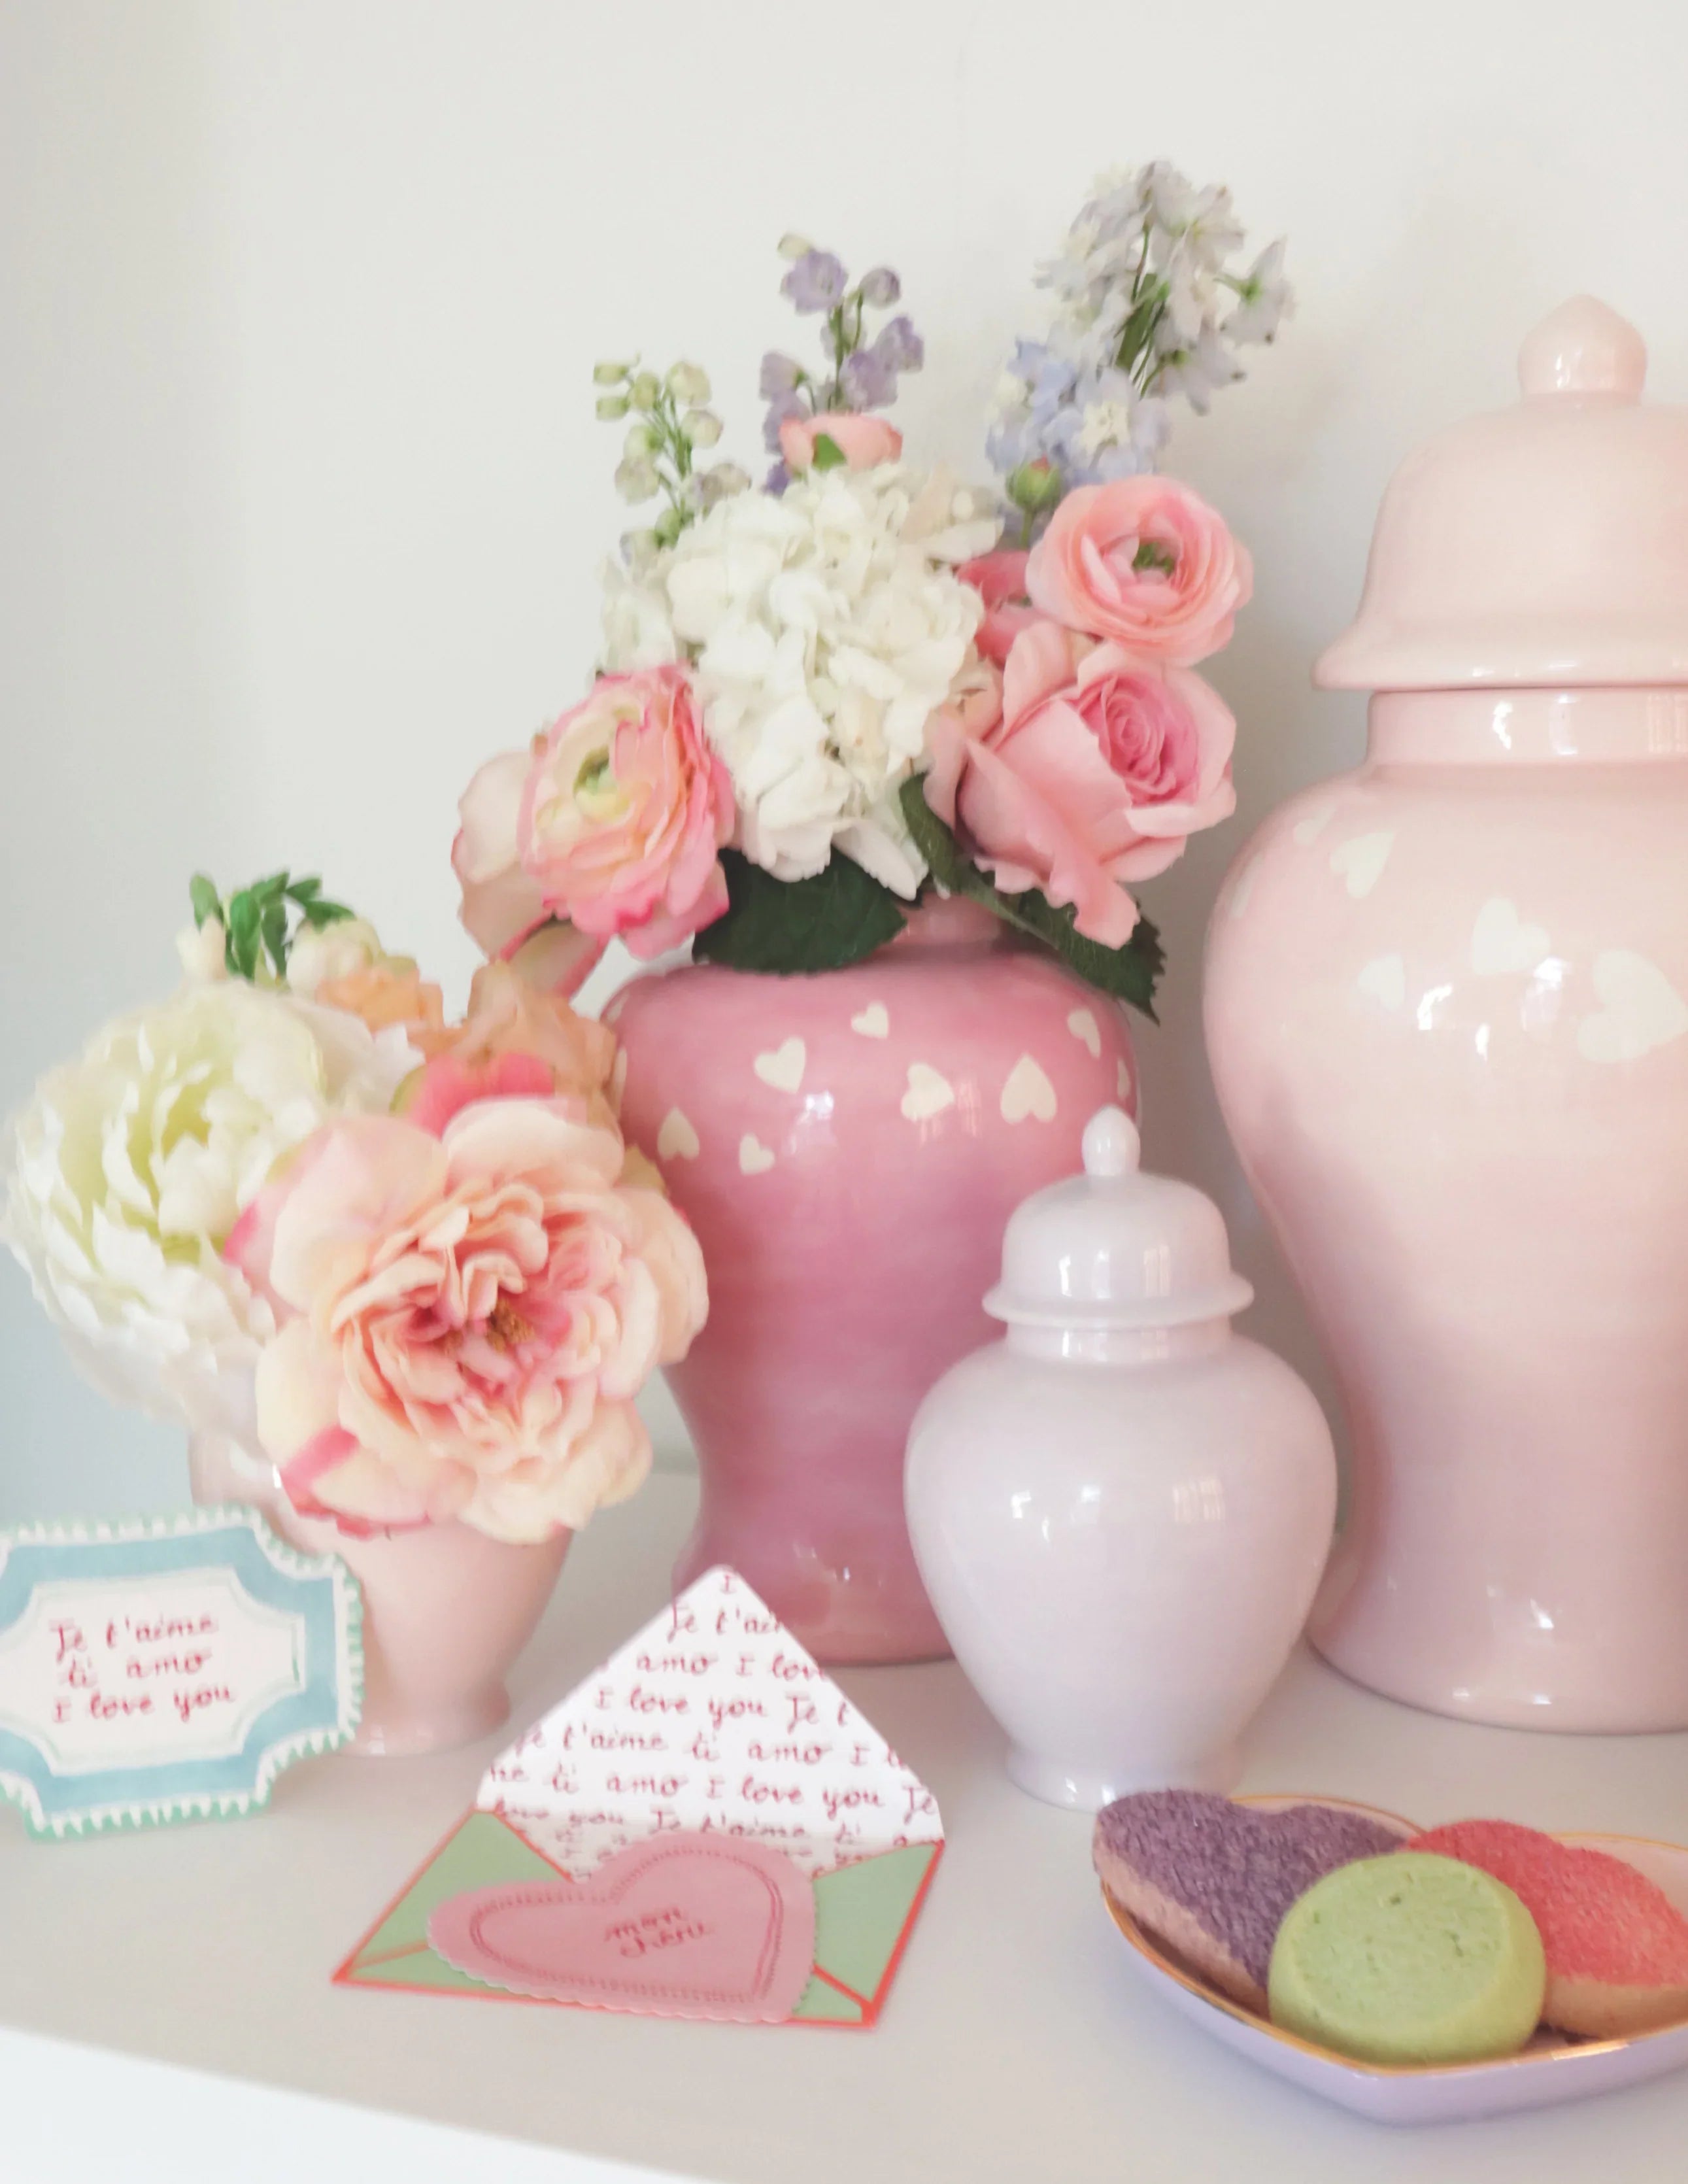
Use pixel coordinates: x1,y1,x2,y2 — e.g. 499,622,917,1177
601,464,1000,895
1,981,418,1441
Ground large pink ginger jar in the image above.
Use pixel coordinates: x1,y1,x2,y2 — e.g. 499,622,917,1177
1204,297,1688,1732
190,1430,569,1756
609,896,1138,1664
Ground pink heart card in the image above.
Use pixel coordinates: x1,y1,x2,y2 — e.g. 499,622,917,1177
428,1832,817,2024
337,1567,944,2027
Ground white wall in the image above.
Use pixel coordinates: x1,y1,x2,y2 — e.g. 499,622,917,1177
4,0,1685,1522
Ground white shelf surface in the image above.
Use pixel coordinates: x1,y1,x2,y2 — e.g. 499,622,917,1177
3,1472,1688,2183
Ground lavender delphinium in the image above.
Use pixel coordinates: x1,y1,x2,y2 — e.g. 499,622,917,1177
988,161,1292,539
760,235,925,490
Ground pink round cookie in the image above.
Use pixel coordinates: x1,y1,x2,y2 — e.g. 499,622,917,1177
1409,1820,1688,2039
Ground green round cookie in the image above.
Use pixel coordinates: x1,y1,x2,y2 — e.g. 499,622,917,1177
1268,1852,1546,2067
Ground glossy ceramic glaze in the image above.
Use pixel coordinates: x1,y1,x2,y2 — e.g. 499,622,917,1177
1205,298,1688,1730
189,1431,569,1756
609,897,1138,1664
905,1112,1336,1805
1106,1797,1688,2125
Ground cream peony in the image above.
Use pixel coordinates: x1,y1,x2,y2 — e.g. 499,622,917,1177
600,464,1000,895
1,982,418,1439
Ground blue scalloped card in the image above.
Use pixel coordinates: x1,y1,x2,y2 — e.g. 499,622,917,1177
0,1506,363,1839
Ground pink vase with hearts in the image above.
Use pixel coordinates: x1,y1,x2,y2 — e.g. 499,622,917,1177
1205,298,1688,1732
609,896,1138,1665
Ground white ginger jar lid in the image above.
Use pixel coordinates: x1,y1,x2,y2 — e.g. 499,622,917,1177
983,1107,1255,1333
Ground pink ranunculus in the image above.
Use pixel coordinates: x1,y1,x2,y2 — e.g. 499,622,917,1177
452,748,604,997
923,620,1236,947
779,410,903,475
957,549,1047,668
518,668,732,962
227,1101,708,1544
1025,476,1252,664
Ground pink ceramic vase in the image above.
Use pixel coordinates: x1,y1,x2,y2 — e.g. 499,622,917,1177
609,896,1138,1664
189,1431,569,1756
1204,298,1688,1732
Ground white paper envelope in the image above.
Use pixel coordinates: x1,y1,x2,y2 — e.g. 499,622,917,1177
339,1567,944,2026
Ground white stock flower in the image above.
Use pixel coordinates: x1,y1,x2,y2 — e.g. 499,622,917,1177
601,464,999,893
284,914,383,997
175,917,228,983
1,982,418,1439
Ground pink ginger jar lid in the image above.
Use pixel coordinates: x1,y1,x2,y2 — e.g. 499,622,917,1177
983,1107,1255,1332
1316,295,1688,691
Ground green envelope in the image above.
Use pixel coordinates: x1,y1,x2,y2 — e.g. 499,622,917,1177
336,1811,941,2026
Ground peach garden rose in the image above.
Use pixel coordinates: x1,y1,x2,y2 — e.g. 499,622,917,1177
1026,476,1251,664
924,619,1236,947
227,1097,707,1543
412,959,618,1131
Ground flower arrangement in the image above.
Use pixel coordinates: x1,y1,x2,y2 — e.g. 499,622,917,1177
1,873,707,1543
456,162,1288,1013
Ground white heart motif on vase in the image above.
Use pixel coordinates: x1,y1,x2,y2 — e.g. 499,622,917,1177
849,1004,890,1039
1329,830,1394,900
1576,950,1688,1065
1292,802,1338,847
1066,1008,1102,1059
900,1063,956,1123
656,1107,701,1161
1356,953,1407,1011
738,1134,777,1175
752,1038,806,1093
1001,1055,1057,1124
1470,898,1551,977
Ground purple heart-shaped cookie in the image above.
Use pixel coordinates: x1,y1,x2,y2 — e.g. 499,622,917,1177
1094,1791,1408,2011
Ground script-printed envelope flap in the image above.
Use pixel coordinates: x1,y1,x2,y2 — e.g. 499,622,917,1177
477,1566,941,1880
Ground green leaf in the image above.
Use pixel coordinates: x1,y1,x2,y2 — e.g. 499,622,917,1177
692,849,905,975
260,898,288,976
188,874,221,929
284,876,322,904
301,897,354,928
810,432,847,471
250,870,291,904
1114,279,1168,378
225,890,262,981
898,777,1163,1018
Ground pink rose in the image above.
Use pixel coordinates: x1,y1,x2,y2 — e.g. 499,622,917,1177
518,668,732,961
1026,477,1251,664
227,1101,708,1543
452,749,605,996
924,621,1236,947
779,411,903,475
957,549,1049,668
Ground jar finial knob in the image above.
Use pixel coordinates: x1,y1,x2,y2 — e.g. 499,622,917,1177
1517,296,1646,401
1082,1105,1141,1180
